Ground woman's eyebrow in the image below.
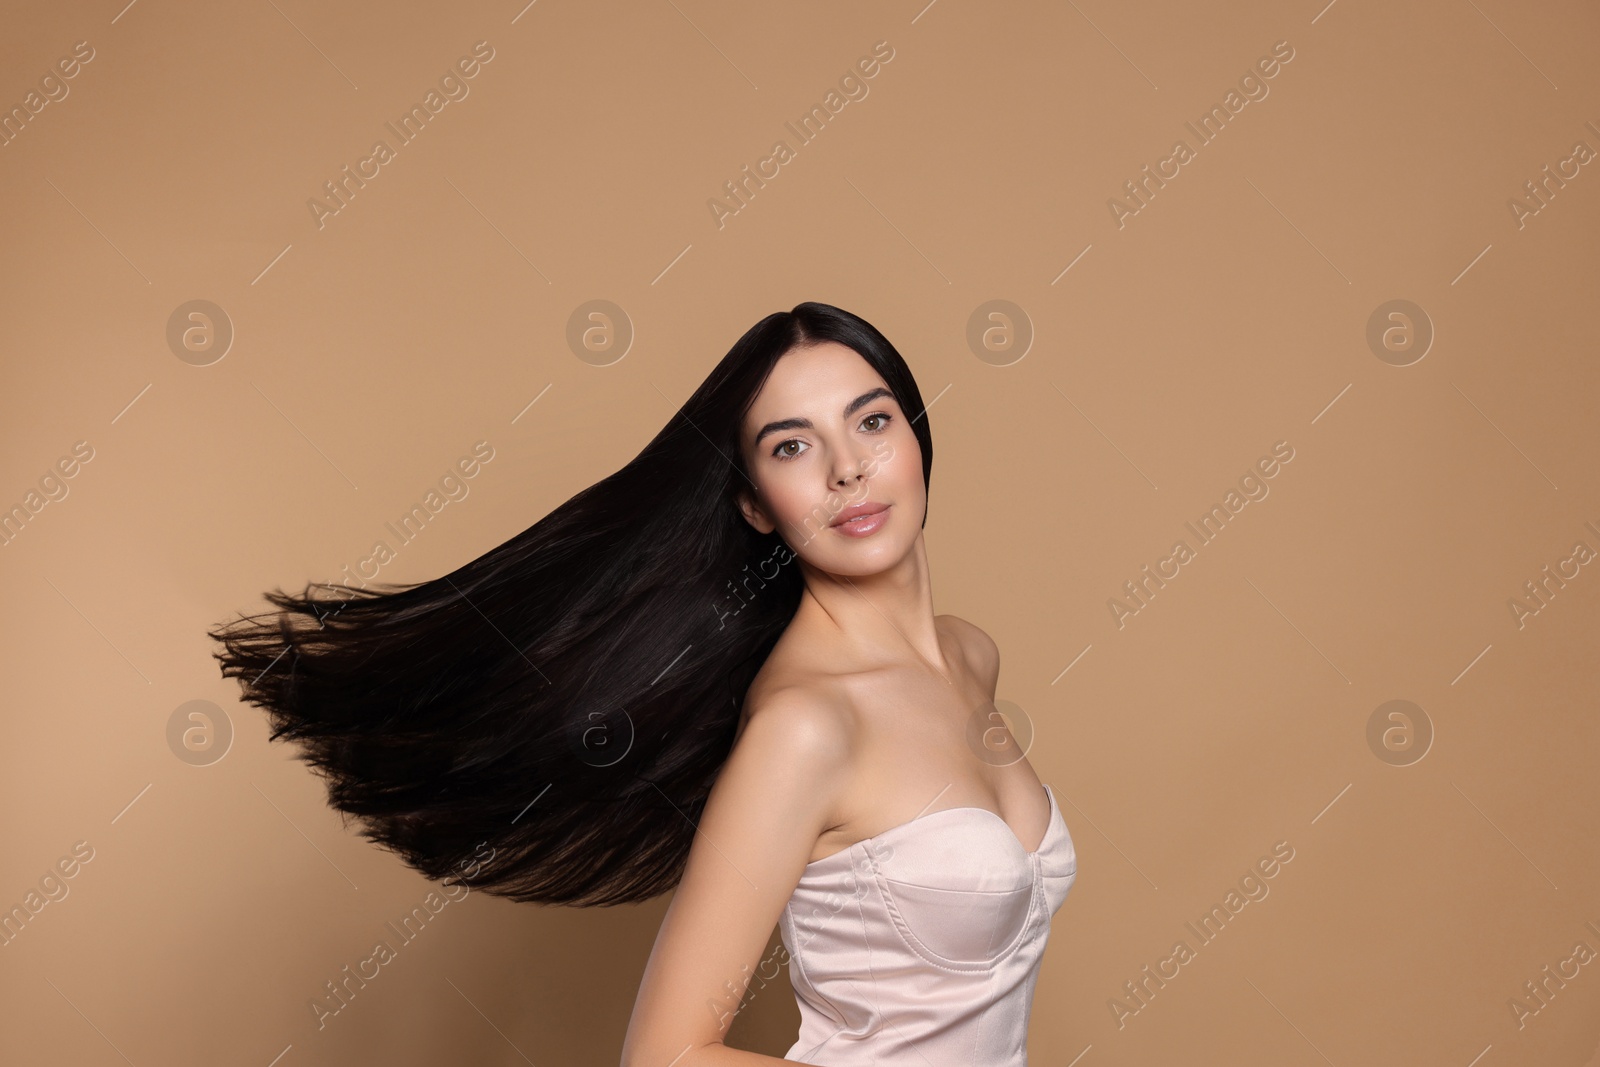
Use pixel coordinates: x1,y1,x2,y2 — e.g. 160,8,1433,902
752,387,896,449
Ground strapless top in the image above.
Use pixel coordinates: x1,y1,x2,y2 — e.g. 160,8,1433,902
778,783,1077,1066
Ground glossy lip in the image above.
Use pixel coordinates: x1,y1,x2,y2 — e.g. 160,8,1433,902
831,501,889,528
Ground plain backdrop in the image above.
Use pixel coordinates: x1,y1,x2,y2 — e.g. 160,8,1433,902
1,1,1598,1065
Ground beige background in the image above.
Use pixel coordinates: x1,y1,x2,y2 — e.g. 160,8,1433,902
2,0,1598,1064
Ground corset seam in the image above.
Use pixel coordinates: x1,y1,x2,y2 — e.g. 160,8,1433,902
783,889,857,1056
868,842,1043,974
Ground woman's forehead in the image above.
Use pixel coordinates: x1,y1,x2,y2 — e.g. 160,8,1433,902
749,346,884,413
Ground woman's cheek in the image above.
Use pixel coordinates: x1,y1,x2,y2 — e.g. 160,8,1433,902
772,480,820,531
861,439,894,477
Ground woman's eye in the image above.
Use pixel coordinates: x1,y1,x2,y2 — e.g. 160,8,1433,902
771,414,889,461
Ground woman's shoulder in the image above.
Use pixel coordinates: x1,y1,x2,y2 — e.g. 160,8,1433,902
740,652,856,729
732,671,859,800
736,632,864,744
935,613,1000,687
737,614,998,734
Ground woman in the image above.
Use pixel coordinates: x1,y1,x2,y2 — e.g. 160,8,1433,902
209,302,1076,1065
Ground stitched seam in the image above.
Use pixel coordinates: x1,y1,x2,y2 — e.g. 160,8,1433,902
860,845,890,1065
873,857,1040,973
882,878,1033,896
785,893,854,1059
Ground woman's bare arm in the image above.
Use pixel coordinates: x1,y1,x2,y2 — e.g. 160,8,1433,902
619,689,853,1067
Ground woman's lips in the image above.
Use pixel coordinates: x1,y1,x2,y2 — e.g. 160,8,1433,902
832,504,890,537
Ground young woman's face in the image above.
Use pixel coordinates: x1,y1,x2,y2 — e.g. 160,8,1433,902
737,342,925,576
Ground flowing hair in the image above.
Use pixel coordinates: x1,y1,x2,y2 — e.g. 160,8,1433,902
207,301,934,907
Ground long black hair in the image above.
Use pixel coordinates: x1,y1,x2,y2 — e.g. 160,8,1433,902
207,301,934,907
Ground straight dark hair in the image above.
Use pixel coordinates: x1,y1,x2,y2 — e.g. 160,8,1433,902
207,301,934,906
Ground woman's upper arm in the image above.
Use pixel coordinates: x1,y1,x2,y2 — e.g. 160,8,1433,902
621,691,852,1067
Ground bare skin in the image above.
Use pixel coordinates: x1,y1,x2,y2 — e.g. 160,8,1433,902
620,341,1046,1067
738,604,1047,865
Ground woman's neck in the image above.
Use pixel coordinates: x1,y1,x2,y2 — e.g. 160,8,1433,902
792,533,952,683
